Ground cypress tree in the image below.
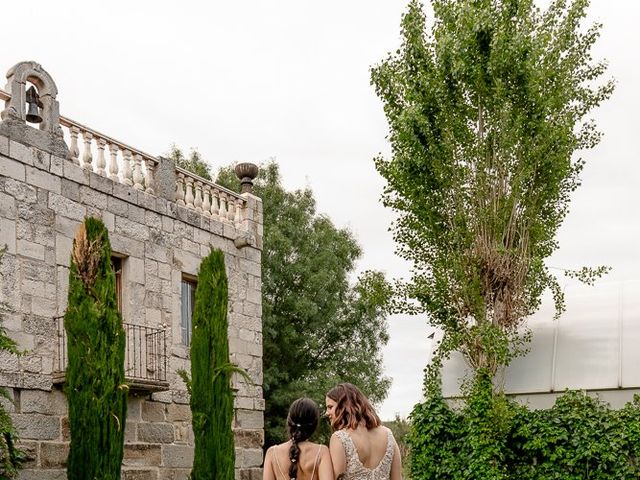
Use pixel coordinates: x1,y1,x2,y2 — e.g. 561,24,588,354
190,249,235,480
64,218,127,480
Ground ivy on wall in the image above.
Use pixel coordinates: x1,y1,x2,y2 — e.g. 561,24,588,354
409,377,640,480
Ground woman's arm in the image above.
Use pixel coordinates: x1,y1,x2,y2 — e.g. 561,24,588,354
263,447,276,480
317,445,335,480
390,442,402,480
329,433,346,480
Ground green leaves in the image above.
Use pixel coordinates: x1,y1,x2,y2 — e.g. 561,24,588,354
167,143,213,181
372,0,613,380
409,383,640,479
215,161,393,447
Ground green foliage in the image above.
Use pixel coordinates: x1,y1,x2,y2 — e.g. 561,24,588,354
371,0,613,378
189,249,235,480
215,161,393,447
64,218,127,480
167,143,212,180
409,384,640,480
0,395,25,479
0,247,25,478
383,415,412,478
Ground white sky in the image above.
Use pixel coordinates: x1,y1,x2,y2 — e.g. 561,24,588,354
3,0,638,419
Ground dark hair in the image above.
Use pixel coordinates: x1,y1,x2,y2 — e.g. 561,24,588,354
326,383,380,431
287,397,319,479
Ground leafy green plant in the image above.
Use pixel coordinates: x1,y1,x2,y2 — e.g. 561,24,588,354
64,218,127,480
409,385,640,479
216,160,393,447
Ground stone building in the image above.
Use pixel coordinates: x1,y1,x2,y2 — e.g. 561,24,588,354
0,61,264,479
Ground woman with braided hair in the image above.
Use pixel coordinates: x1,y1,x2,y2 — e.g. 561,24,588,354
326,383,402,480
263,397,334,480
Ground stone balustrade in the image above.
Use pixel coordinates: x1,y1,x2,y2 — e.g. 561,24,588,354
175,167,246,225
0,87,250,230
59,116,158,193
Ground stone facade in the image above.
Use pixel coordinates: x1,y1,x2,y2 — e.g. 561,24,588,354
0,61,263,480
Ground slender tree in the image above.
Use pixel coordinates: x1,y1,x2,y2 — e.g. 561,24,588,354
64,218,127,480
371,0,613,384
189,249,235,480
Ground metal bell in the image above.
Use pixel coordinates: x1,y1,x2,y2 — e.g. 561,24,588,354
25,86,43,124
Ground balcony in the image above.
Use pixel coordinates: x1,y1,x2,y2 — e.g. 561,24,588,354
53,318,170,393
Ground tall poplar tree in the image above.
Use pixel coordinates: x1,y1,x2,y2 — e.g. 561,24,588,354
371,0,613,383
64,218,127,479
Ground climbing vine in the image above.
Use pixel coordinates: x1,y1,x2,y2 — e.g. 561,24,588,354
409,383,640,479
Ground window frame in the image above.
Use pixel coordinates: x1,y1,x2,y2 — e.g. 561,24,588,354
180,275,197,345
111,255,124,314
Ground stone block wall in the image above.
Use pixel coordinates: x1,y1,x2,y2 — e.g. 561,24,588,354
0,131,264,480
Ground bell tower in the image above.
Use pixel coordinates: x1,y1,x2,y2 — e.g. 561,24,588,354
0,61,68,157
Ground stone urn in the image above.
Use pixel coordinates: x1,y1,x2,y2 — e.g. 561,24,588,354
234,162,259,193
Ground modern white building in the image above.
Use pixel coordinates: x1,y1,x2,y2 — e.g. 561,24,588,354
439,279,640,409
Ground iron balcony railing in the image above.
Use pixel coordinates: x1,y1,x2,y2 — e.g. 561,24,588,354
54,318,169,392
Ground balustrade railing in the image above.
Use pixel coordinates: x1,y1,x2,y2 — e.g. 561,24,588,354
54,317,169,390
1,88,250,229
175,167,245,224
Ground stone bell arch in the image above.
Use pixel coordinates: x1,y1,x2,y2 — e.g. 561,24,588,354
0,61,68,157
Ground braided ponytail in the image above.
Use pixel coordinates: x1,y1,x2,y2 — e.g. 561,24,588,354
288,428,302,479
286,398,320,479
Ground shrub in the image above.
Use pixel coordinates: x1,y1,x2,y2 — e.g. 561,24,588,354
409,384,640,480
64,218,127,480
189,249,235,480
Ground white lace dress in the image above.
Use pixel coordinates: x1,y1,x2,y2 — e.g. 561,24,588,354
334,428,396,480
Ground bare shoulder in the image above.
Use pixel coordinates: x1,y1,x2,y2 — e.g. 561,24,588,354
267,443,283,454
309,441,330,452
366,425,392,437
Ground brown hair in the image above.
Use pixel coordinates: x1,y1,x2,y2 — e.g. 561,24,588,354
327,383,381,431
287,397,319,479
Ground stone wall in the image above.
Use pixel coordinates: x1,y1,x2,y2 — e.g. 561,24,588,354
0,131,264,479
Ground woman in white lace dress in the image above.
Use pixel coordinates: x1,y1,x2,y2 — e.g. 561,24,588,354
326,383,402,480
263,397,334,480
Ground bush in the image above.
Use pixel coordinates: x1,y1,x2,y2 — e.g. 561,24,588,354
409,382,640,480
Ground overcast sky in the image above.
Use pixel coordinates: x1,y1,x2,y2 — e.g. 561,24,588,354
3,0,639,419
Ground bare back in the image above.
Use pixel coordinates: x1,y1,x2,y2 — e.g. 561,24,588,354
330,426,399,480
264,441,332,480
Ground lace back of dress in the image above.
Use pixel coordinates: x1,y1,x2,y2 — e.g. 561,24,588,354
336,429,395,480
